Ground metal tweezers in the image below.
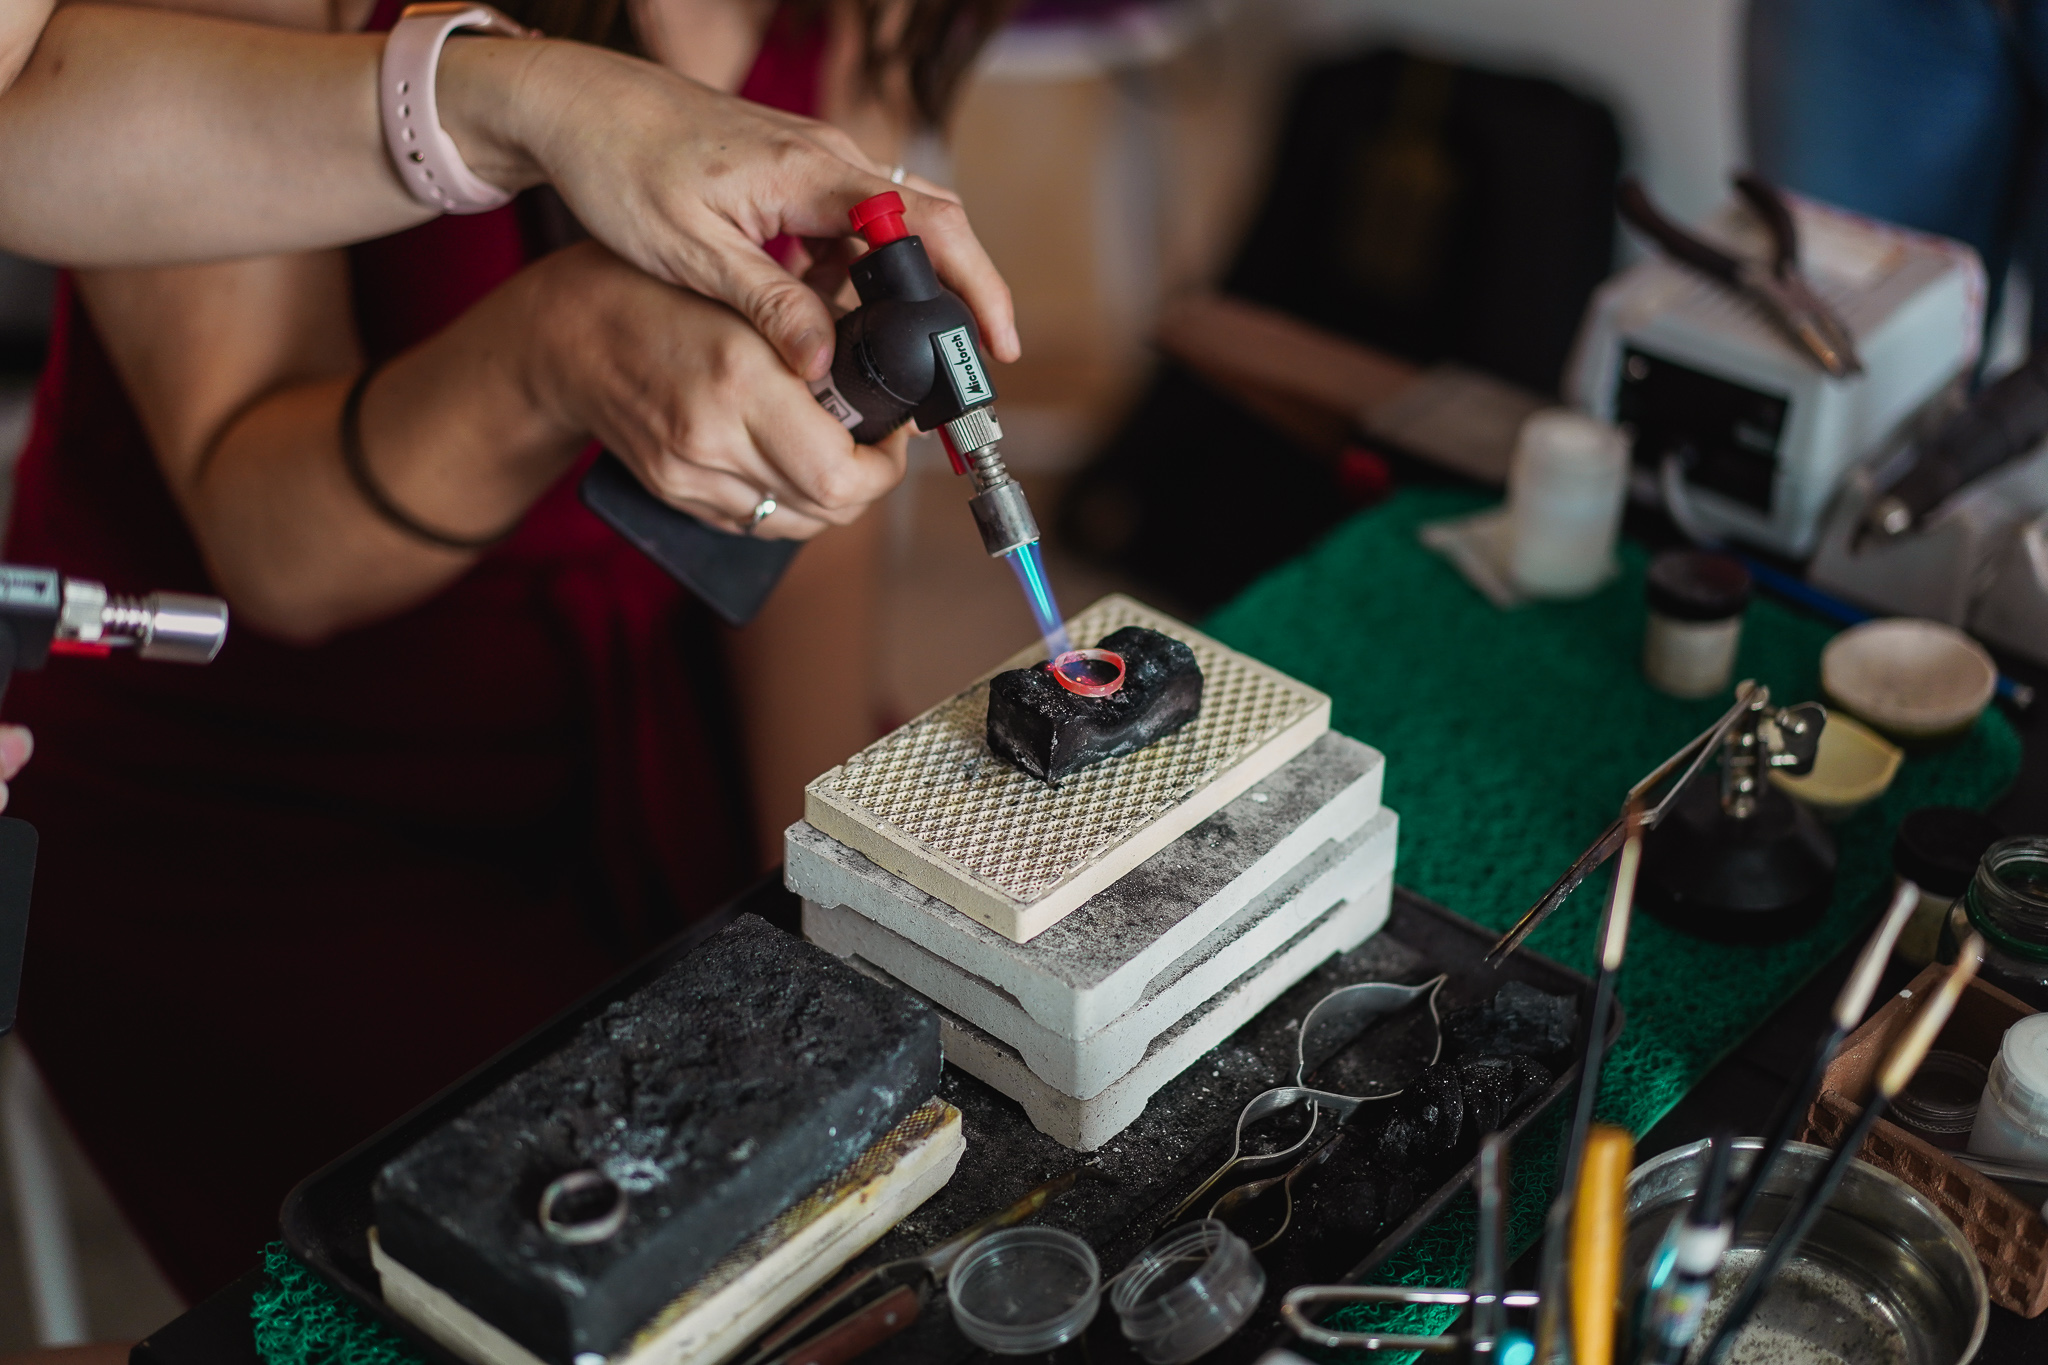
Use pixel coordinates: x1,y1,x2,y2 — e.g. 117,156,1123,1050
1618,173,1863,378
1167,973,1447,1224
1483,685,1761,967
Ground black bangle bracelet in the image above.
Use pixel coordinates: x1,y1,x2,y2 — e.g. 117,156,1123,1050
339,365,522,552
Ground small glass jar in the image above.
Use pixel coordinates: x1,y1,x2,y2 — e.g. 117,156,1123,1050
1948,836,2048,1009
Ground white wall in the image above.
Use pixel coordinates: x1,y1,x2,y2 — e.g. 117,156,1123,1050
1289,0,1748,227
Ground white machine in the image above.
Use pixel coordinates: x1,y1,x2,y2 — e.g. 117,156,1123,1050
1568,193,1985,557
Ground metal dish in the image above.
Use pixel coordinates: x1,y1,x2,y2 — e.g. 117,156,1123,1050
1626,1138,1987,1365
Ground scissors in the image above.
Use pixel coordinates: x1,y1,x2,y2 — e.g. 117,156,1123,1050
1166,973,1447,1224
1617,173,1863,378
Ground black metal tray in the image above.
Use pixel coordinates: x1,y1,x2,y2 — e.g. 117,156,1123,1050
280,878,1603,1365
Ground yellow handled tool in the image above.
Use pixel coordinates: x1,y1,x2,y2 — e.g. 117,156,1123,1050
1569,1124,1635,1365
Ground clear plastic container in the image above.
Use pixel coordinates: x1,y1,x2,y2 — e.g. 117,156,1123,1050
1969,1014,2048,1166
1110,1220,1265,1364
947,1226,1101,1355
1890,1049,1987,1151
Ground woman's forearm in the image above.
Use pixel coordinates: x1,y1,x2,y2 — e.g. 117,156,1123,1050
0,7,433,263
121,271,579,643
0,7,573,266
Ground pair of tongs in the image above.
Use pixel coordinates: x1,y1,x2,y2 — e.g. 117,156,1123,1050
1484,685,1762,967
1617,172,1863,378
739,1167,1089,1365
1167,973,1447,1224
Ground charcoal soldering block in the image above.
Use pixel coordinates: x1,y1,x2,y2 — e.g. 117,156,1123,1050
986,625,1203,784
372,913,940,1364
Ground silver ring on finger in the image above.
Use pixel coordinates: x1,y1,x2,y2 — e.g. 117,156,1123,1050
748,495,778,534
889,164,908,185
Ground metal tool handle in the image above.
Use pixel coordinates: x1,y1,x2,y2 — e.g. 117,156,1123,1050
1281,1286,1542,1352
772,1284,923,1365
1733,173,1799,275
1618,179,1742,285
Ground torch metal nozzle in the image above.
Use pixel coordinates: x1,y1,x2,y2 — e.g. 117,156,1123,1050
945,409,1041,558
60,579,228,663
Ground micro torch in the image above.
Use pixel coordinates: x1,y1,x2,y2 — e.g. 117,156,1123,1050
0,564,228,689
815,192,1037,561
0,564,229,1038
581,193,1063,648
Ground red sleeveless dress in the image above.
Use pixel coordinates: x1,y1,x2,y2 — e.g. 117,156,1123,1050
1,5,826,1300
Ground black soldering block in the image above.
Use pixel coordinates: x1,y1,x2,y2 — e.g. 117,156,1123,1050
371,914,940,1365
985,625,1203,784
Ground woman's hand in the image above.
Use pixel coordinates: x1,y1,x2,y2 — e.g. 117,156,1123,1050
525,242,906,539
440,37,1019,384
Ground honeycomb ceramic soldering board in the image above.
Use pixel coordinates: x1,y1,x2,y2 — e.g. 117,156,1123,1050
803,595,1331,942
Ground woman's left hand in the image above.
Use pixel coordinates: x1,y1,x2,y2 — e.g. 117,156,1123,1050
441,38,1019,385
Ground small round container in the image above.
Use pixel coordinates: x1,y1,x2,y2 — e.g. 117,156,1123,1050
1642,550,1752,699
947,1227,1101,1355
1110,1220,1264,1364
1821,618,1997,746
1506,409,1629,599
1767,710,1901,822
1970,1014,2048,1167
1893,807,2005,968
1891,1049,1989,1151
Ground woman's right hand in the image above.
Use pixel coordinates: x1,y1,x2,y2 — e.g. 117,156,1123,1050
441,37,1018,386
523,242,906,539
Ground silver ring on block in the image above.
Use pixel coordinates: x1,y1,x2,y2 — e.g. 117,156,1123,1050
538,1169,627,1245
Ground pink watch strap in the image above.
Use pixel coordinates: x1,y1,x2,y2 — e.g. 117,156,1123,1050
381,3,533,214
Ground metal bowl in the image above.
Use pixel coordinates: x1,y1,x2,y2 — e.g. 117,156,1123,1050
1626,1138,1987,1365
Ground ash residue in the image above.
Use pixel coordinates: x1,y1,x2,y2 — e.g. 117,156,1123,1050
986,626,1202,784
836,897,1591,1365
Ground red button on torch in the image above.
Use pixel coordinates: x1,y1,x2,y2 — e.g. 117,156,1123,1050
849,192,910,246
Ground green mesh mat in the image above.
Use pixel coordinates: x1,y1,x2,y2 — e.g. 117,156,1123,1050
1202,487,2020,1355
250,487,2020,1365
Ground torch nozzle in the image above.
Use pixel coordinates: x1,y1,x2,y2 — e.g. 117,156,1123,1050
943,409,1040,559
60,578,228,663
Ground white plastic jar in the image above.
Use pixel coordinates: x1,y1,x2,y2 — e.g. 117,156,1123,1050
1968,1013,2048,1165
1507,409,1630,598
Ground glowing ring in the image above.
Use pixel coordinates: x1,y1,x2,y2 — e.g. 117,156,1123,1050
1049,648,1126,698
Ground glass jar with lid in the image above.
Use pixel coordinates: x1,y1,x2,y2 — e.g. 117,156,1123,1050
1946,835,2048,1009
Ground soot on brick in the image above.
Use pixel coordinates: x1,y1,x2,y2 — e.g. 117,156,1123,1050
372,914,941,1364
986,626,1203,784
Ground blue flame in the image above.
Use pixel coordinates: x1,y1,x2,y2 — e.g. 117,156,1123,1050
1003,540,1072,659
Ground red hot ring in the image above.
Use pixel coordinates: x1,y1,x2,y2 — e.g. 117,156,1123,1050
1049,648,1126,698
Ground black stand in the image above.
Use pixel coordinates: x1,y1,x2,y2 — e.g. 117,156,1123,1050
1639,778,1836,944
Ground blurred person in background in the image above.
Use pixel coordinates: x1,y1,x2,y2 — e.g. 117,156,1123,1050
3,0,1018,1299
1749,0,2048,349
